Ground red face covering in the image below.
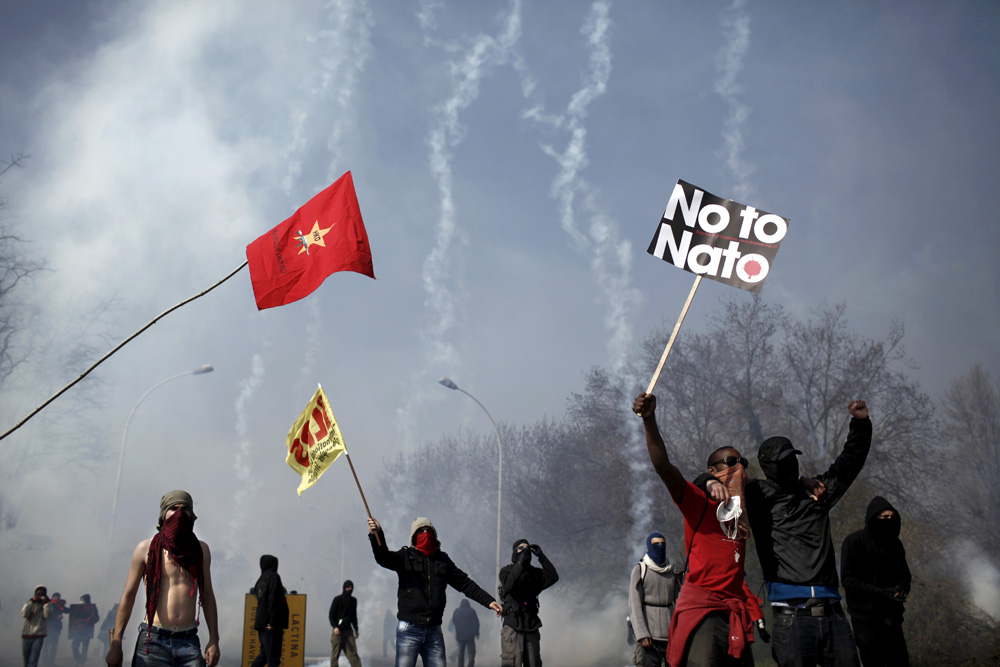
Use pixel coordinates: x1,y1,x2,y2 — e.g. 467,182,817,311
414,531,438,556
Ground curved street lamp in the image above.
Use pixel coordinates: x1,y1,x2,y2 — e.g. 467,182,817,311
439,377,503,585
104,364,214,589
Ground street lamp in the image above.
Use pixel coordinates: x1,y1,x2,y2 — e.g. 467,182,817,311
439,377,503,585
105,364,214,586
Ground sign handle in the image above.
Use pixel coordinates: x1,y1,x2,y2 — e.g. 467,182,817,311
646,275,702,395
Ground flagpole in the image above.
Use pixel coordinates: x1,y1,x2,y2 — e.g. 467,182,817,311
320,384,381,546
646,274,702,395
0,261,249,443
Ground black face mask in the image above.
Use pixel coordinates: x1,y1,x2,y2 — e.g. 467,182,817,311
761,455,799,489
868,516,900,543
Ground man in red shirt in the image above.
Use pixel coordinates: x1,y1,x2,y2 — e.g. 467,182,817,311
634,393,761,666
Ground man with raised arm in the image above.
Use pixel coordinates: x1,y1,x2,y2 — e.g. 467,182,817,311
368,516,502,667
105,490,220,667
634,393,761,666
745,400,871,667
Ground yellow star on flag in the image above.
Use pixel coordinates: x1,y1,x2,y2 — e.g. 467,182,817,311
297,220,336,255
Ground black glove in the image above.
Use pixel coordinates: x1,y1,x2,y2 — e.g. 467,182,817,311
529,544,542,556
756,619,770,643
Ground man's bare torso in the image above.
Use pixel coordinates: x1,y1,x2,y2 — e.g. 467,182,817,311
138,537,205,627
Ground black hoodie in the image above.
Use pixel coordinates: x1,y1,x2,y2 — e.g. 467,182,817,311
498,540,559,631
329,580,359,633
253,555,289,630
840,496,911,625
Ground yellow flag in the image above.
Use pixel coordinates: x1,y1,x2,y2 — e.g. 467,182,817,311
286,385,346,495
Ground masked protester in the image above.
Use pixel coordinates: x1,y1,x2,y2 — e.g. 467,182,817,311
368,516,502,667
42,592,66,666
634,393,764,666
21,585,52,667
498,539,559,667
251,555,289,667
628,532,682,667
743,400,872,667
841,497,911,667
68,593,99,664
105,490,221,667
329,579,362,667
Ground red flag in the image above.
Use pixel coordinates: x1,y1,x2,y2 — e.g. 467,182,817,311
246,171,375,310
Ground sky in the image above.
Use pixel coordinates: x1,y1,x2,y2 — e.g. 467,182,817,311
1,0,998,661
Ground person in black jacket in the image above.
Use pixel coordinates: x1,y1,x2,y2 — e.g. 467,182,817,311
744,399,871,667
251,554,289,667
450,600,480,667
498,539,558,667
368,516,502,667
841,496,911,667
329,580,362,667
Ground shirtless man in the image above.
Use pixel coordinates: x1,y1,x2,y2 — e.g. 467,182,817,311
106,490,220,667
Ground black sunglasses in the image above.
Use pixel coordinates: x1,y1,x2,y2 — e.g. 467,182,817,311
709,455,748,469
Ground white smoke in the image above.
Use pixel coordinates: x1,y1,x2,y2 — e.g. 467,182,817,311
226,353,266,550
956,539,1000,620
281,0,374,193
398,0,524,445
715,0,754,201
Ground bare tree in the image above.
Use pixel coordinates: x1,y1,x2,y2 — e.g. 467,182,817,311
0,153,44,390
941,365,1000,555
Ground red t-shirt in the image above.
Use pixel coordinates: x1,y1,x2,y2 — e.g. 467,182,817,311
675,480,747,599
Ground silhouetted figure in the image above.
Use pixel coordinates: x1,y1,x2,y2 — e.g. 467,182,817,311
68,594,99,664
841,496,911,667
251,555,289,667
451,599,480,667
42,592,67,666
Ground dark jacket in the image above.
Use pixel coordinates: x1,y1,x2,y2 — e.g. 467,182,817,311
841,496,911,626
745,416,872,587
369,527,496,626
451,599,480,642
498,542,559,631
329,580,359,633
253,554,290,631
67,596,99,640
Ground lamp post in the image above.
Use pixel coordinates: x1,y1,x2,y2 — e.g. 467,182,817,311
439,377,503,585
104,364,214,588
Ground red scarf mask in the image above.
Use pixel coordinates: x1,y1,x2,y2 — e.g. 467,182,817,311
414,531,438,557
144,509,203,633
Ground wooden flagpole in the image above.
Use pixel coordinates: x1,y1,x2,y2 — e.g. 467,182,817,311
0,261,249,443
646,275,702,395
321,383,380,545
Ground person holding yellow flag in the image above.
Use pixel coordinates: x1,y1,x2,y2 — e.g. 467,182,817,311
368,517,502,667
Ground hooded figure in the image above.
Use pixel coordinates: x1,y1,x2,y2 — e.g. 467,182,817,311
450,599,480,667
841,496,911,667
251,554,289,667
628,531,681,667
498,539,559,667
329,580,361,667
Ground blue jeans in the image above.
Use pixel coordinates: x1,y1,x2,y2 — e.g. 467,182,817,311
22,637,44,667
395,621,446,667
132,623,205,667
771,611,860,667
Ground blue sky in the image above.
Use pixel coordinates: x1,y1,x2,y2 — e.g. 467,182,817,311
1,0,998,657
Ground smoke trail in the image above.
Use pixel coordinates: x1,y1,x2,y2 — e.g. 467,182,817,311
281,0,374,194
715,0,754,200
226,353,265,550
398,0,524,445
519,2,649,555
957,539,1000,620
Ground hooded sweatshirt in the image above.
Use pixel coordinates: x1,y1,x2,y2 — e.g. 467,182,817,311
329,580,359,633
745,415,872,591
253,555,289,631
498,539,559,631
628,533,680,642
840,496,911,625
